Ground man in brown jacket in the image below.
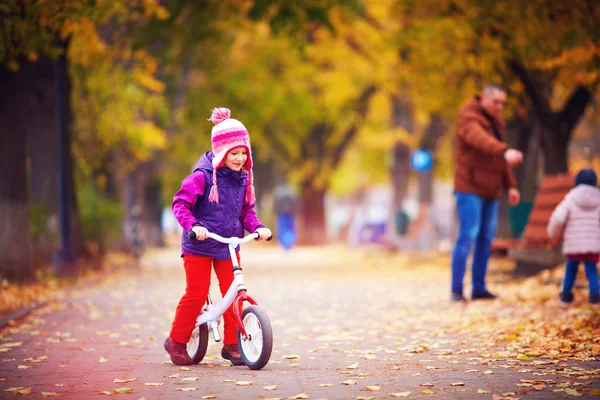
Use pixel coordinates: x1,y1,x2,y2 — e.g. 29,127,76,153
451,84,523,302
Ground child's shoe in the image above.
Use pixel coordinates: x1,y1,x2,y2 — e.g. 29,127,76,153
221,344,244,365
559,292,574,305
589,293,600,304
164,337,192,365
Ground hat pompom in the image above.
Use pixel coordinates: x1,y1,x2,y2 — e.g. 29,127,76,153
208,107,231,125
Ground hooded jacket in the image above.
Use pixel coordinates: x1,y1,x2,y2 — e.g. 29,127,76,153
454,96,517,199
172,152,263,260
547,184,600,255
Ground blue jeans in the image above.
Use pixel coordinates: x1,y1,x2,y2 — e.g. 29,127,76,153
562,259,599,295
451,192,499,294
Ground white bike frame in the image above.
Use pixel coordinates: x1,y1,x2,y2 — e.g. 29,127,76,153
194,232,260,341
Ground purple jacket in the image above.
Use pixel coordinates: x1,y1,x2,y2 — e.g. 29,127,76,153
172,152,263,260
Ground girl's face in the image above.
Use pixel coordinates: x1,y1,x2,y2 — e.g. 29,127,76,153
225,147,248,172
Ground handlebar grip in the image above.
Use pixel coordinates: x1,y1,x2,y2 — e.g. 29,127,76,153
254,232,273,241
188,230,196,240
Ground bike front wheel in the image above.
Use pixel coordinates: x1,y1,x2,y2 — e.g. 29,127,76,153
237,305,273,370
187,323,209,364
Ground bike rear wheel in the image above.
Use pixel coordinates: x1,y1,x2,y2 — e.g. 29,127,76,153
187,323,209,364
237,305,273,370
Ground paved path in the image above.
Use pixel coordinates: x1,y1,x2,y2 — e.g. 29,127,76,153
1,243,599,399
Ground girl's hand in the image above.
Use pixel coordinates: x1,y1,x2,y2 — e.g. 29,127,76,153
192,226,209,240
255,227,272,241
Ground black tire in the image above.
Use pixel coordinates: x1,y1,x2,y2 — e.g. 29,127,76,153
187,323,209,364
237,305,273,370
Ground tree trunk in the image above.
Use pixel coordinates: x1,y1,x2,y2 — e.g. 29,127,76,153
508,61,591,177
541,123,569,175
0,67,36,282
142,168,164,247
418,115,446,205
22,55,61,262
389,95,414,211
297,184,327,245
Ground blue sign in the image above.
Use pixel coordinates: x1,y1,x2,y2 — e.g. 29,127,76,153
410,149,433,172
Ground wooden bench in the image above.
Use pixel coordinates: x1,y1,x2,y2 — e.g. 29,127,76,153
508,173,574,275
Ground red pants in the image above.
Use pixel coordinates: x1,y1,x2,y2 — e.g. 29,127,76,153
170,253,240,345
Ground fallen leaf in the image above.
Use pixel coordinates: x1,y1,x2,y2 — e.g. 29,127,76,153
477,389,491,394
222,379,236,382
18,387,33,395
236,381,253,386
178,366,190,371
144,383,164,386
176,388,198,391
114,388,134,394
99,357,108,363
451,382,465,386
264,385,277,390
318,384,333,387
17,365,31,369
99,391,112,395
565,388,583,397
484,370,493,374
365,386,380,391
342,380,357,385
113,378,136,383
289,393,309,399
201,396,216,399
388,393,411,398
590,388,600,396
420,389,435,395
283,355,300,359
346,362,359,369
182,377,199,382
41,392,59,397
356,397,374,400
420,383,434,387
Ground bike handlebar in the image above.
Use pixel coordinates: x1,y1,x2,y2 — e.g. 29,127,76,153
188,230,272,242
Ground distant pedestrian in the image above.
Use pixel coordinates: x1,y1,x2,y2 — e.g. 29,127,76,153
273,182,299,250
166,107,272,366
547,168,600,305
451,84,524,302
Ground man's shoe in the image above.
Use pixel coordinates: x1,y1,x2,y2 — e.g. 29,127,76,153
589,293,599,304
164,337,193,366
471,290,497,300
559,292,574,305
451,292,467,302
221,344,245,366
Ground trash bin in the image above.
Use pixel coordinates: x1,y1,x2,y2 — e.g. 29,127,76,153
508,201,533,238
394,210,410,236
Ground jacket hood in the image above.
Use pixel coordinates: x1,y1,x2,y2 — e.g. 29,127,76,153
462,96,505,129
567,185,600,210
193,151,248,179
194,151,213,173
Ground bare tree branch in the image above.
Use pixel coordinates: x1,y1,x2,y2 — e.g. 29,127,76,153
560,86,592,133
507,59,551,119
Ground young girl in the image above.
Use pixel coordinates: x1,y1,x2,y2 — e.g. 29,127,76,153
547,168,600,305
165,107,272,366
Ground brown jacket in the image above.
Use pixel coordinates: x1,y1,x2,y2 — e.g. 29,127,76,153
454,96,517,199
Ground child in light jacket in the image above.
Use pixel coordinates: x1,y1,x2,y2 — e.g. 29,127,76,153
547,169,600,304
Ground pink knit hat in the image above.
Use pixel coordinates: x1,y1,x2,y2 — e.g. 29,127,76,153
207,107,255,204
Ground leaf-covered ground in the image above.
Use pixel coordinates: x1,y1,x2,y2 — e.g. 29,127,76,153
1,241,598,399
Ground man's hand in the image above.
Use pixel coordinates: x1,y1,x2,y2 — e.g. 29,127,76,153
255,227,272,241
191,226,209,240
504,148,524,166
508,187,520,205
